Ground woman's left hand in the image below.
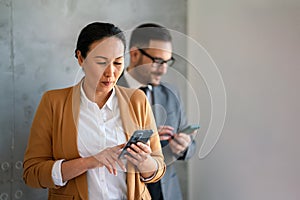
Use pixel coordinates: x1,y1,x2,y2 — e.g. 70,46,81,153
125,142,157,176
125,142,151,167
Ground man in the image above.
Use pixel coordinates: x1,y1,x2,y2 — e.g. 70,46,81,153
118,23,196,200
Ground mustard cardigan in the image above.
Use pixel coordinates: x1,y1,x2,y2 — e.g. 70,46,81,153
23,81,165,200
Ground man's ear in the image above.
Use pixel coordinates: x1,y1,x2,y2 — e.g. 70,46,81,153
76,50,84,66
129,47,140,65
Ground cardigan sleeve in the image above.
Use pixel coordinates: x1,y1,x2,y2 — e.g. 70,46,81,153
129,89,166,183
23,92,57,188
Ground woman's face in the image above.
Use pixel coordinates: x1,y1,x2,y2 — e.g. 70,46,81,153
79,37,125,94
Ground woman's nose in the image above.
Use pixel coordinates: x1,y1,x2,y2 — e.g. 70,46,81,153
104,63,114,77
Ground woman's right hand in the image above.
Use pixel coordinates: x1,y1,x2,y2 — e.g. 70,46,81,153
61,144,125,182
91,144,126,176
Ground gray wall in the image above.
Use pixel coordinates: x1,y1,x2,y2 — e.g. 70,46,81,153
0,0,187,199
187,0,300,200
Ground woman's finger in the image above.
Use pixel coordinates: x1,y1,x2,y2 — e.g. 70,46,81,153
117,159,126,172
127,146,142,161
102,158,113,174
124,154,138,165
136,142,151,154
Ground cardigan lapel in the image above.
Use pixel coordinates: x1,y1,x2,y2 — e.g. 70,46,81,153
115,85,140,140
115,86,147,199
61,81,80,159
61,80,88,200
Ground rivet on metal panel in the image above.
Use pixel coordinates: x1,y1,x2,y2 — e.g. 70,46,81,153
15,161,23,170
14,190,23,199
0,193,9,200
1,162,10,171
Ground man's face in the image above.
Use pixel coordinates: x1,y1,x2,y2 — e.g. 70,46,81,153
135,40,173,85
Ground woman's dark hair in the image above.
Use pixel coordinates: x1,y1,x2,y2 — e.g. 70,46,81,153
75,22,126,59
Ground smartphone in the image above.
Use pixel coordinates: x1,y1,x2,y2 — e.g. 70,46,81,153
118,129,153,159
179,124,200,134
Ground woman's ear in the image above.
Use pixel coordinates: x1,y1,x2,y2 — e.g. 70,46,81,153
76,50,84,66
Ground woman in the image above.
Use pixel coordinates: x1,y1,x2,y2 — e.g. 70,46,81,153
23,22,165,200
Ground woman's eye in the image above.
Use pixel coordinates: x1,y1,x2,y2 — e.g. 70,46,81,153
96,62,107,65
114,62,123,66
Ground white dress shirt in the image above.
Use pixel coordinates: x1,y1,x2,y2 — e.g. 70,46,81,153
123,69,144,89
52,83,127,200
124,70,153,105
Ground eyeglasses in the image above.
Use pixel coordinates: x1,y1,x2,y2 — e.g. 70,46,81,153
138,48,175,67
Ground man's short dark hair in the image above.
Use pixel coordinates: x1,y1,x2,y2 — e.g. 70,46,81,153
129,23,172,49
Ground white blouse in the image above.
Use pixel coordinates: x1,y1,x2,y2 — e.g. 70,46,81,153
52,84,127,200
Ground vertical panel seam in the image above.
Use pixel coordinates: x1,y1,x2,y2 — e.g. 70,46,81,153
9,0,15,198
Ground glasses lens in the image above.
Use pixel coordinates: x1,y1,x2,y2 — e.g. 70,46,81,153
151,59,163,67
155,59,165,65
152,58,175,67
167,58,175,66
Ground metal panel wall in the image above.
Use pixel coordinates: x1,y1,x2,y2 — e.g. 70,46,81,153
0,0,187,199
0,1,14,199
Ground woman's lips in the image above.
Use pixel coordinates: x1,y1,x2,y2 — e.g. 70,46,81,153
101,81,113,86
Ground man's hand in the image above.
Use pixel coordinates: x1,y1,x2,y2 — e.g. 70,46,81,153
169,133,193,156
158,125,174,140
158,125,195,156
